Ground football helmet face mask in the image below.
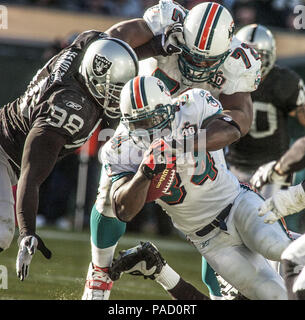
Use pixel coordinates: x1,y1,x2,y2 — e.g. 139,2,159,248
179,2,234,82
120,76,175,147
235,24,276,78
80,37,139,118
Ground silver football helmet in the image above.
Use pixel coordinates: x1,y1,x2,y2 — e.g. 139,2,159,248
235,24,276,78
80,37,139,118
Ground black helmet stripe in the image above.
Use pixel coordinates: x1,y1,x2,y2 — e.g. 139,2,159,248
250,25,258,42
205,5,223,51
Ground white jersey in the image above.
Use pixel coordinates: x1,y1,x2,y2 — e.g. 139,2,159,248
141,1,261,99
102,88,241,236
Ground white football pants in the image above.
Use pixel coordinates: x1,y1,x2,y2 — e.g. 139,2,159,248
191,189,292,300
0,146,18,250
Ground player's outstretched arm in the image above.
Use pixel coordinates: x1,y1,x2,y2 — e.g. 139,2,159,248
251,136,305,190
106,19,153,50
105,18,184,60
258,182,305,224
16,127,66,280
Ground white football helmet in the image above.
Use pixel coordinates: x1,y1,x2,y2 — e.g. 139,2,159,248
120,76,175,139
179,2,235,82
236,24,276,78
80,37,139,118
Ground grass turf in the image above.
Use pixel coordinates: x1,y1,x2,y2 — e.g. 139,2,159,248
0,228,208,300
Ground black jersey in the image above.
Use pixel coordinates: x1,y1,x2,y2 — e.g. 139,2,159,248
0,30,107,175
226,64,305,170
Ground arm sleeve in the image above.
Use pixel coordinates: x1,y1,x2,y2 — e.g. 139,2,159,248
16,128,67,236
278,136,305,175
68,30,107,51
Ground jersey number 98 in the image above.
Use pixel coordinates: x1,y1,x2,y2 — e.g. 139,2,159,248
48,105,84,135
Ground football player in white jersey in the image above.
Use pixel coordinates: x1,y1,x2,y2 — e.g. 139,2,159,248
82,1,261,299
255,136,305,299
100,75,292,300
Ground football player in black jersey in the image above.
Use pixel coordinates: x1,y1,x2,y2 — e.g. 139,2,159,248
0,30,139,281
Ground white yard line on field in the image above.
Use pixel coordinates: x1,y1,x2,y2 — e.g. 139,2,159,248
38,229,196,253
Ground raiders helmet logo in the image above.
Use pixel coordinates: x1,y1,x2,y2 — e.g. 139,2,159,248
157,79,170,96
92,54,112,76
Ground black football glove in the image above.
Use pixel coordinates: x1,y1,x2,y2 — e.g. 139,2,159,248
162,22,185,55
140,139,176,180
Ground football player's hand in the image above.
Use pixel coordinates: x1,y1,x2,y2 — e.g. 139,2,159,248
162,22,185,55
16,234,52,281
258,184,305,223
140,138,176,179
250,160,290,189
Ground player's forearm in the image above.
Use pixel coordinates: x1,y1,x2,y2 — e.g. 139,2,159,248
113,171,150,222
16,128,66,235
219,92,253,137
106,18,154,50
275,136,305,175
16,176,40,236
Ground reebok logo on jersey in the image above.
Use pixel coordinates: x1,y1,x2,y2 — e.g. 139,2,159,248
66,101,83,111
93,54,112,76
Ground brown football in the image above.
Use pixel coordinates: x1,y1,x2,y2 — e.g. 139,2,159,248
145,167,176,203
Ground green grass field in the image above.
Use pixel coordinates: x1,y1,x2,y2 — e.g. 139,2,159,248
0,228,208,300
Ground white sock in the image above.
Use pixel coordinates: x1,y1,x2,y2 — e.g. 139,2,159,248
91,240,117,268
155,264,180,291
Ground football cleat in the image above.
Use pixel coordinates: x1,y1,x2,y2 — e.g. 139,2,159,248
215,273,249,300
82,262,113,300
109,241,166,281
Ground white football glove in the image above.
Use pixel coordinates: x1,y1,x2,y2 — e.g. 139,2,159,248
258,184,305,224
16,236,38,281
250,160,290,190
16,234,52,281
162,22,185,55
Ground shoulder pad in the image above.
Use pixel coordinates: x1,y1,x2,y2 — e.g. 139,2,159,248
220,37,262,94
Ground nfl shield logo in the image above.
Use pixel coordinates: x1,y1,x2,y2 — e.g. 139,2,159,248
92,54,112,76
